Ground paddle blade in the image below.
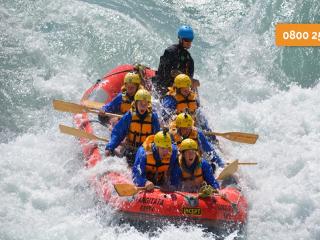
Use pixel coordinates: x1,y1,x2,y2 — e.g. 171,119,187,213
217,159,239,180
114,184,139,197
207,131,259,144
82,100,105,109
53,99,87,114
223,132,258,144
59,124,108,142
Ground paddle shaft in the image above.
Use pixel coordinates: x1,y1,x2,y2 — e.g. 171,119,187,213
82,100,124,118
227,162,257,165
85,107,122,118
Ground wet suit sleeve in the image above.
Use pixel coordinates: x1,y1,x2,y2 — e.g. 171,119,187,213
161,95,177,123
101,93,122,113
200,128,225,168
211,148,224,168
168,144,180,187
195,110,217,142
105,112,131,151
132,146,148,187
157,48,175,82
198,130,213,153
202,160,220,189
198,130,224,167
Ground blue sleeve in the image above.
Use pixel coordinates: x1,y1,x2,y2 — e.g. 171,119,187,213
132,147,148,187
105,112,131,151
101,93,122,113
196,111,217,142
161,96,177,123
168,144,180,186
211,148,225,168
198,130,224,168
202,160,220,189
198,130,213,153
151,112,161,134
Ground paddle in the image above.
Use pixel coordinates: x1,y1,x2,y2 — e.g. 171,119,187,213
204,131,259,144
227,161,257,166
217,159,239,180
53,99,122,118
59,124,108,142
114,183,146,197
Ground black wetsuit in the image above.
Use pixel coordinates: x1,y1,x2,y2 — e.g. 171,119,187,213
154,43,194,96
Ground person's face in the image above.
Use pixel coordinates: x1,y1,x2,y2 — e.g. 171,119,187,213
182,39,192,49
180,87,191,97
183,150,196,167
158,147,171,159
179,127,192,137
126,83,138,97
136,100,149,114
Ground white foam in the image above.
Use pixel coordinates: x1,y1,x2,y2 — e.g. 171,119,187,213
2,0,320,239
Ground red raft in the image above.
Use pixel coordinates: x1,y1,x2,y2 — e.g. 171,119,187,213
73,64,248,232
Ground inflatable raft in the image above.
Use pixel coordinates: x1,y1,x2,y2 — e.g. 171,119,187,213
72,64,248,232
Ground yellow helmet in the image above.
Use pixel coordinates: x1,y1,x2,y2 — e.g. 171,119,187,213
174,74,192,88
124,72,141,85
154,131,172,149
179,138,198,151
176,113,193,128
134,89,151,102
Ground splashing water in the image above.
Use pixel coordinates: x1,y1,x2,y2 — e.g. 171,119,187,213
1,0,320,239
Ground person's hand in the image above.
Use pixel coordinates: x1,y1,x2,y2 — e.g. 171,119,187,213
192,79,200,89
105,149,111,157
145,181,155,191
213,138,220,146
218,162,225,168
109,117,120,127
105,149,114,157
144,79,153,91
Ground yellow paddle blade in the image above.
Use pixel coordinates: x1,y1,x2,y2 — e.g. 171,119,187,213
53,99,122,118
53,99,89,114
82,100,105,109
205,131,259,144
114,184,140,197
217,159,239,180
59,124,108,142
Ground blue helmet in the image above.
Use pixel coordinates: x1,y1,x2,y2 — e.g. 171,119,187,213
177,25,194,41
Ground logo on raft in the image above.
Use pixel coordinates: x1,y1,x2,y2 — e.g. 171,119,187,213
182,207,202,216
138,197,164,206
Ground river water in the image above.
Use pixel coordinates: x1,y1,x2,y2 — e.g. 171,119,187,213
1,0,319,239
